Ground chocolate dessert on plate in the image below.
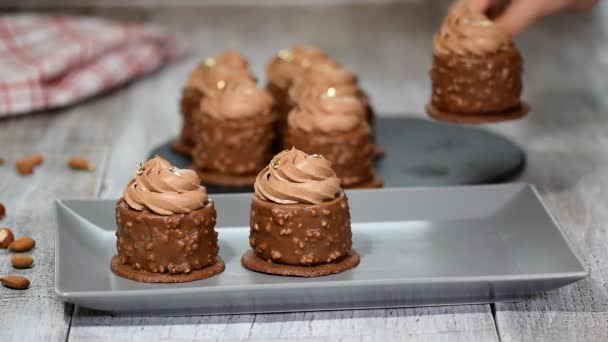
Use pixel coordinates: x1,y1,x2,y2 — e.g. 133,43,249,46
427,1,528,124
174,49,255,155
192,79,277,187
266,45,337,131
242,148,360,277
289,63,375,126
283,91,381,188
112,156,224,283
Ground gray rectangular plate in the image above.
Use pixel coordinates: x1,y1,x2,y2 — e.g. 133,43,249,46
54,183,587,315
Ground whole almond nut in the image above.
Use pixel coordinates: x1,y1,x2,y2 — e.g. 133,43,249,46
0,227,15,248
0,275,30,290
8,236,35,252
68,157,95,171
0,202,5,219
11,254,33,269
15,154,43,176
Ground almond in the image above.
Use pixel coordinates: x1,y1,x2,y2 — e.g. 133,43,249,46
11,254,33,269
0,275,30,290
8,236,35,252
0,227,15,248
0,202,5,219
15,154,43,176
68,157,94,171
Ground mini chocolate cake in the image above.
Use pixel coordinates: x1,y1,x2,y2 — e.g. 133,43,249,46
289,63,375,126
266,45,337,131
112,156,224,283
174,49,255,155
283,92,381,188
242,148,359,277
192,80,277,187
427,1,528,124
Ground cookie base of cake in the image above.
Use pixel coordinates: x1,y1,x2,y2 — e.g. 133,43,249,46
170,139,193,156
241,249,360,277
111,255,225,283
194,168,257,187
426,102,530,124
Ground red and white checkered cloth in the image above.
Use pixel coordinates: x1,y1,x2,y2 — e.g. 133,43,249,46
0,14,184,117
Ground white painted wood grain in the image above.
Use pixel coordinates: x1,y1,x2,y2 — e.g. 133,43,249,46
69,306,498,342
0,97,118,341
477,4,608,340
247,306,498,342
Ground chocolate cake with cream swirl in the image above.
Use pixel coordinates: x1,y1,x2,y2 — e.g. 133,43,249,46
112,156,224,283
176,49,255,155
192,78,278,187
243,148,360,277
428,0,527,122
284,92,379,188
288,63,374,124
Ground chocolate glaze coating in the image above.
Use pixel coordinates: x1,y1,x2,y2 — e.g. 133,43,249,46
267,82,291,143
179,87,204,148
249,193,352,266
192,112,278,176
115,199,219,274
430,50,523,114
283,125,375,188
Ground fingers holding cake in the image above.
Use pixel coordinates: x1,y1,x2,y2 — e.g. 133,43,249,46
427,0,529,124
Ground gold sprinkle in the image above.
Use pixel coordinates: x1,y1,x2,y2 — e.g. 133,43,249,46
278,49,293,62
203,57,216,67
136,163,145,175
217,80,226,89
326,87,336,97
271,160,280,169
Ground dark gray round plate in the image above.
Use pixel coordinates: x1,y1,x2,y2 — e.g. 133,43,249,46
149,117,525,193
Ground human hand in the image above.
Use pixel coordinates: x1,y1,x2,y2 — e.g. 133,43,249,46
467,0,599,36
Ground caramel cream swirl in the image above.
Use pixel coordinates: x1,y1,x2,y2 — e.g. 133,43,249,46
433,0,512,56
288,92,367,134
266,45,337,88
254,148,342,204
205,49,249,69
124,156,208,216
289,64,362,104
200,80,273,120
187,50,254,94
187,65,255,95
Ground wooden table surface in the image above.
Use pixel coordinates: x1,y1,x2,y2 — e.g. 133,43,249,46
1,2,608,341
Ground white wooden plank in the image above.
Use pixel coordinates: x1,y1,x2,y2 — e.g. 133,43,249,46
69,307,256,342
248,306,498,342
486,4,608,340
0,96,121,340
